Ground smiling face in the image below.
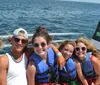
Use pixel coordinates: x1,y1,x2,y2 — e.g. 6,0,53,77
32,36,48,57
75,42,87,60
61,44,74,60
11,36,28,52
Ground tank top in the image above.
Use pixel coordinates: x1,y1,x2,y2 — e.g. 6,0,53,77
6,53,28,85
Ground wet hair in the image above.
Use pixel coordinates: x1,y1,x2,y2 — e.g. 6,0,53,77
32,26,53,44
75,37,100,59
58,40,76,51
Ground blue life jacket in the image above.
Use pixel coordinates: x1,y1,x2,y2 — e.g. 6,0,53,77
80,52,96,78
30,47,59,83
59,56,77,82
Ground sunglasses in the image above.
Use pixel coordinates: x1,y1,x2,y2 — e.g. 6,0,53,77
14,37,28,44
75,47,86,51
33,42,46,48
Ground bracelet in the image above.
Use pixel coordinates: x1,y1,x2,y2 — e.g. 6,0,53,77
56,52,62,57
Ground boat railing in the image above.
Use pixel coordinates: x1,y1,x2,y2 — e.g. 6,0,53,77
0,32,86,48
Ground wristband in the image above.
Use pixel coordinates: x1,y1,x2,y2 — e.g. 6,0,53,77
56,52,62,57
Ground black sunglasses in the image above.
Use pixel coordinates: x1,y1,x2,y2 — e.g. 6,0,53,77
33,42,46,48
75,47,86,51
14,37,28,44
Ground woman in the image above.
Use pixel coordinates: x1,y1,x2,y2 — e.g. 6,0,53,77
74,37,100,85
57,40,80,85
27,26,63,85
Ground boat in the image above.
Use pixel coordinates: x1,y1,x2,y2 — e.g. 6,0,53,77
91,21,100,51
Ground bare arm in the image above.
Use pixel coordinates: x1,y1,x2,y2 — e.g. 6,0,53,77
75,59,88,85
91,56,100,85
0,55,8,85
27,60,37,85
50,44,65,70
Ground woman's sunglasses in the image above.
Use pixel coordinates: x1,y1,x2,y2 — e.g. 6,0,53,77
33,42,46,48
13,37,28,44
75,47,86,51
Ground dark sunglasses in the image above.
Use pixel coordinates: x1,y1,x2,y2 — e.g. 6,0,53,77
14,37,28,44
75,47,86,51
33,42,46,48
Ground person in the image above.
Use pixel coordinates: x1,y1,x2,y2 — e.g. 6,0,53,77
27,26,65,85
74,37,100,85
57,40,80,85
0,28,28,85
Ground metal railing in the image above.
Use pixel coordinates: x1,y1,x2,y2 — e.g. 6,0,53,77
0,32,86,48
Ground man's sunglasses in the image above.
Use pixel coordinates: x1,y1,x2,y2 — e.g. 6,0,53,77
13,37,28,44
75,47,86,51
33,42,46,48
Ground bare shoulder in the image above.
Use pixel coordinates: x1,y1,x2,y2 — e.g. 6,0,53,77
0,54,8,61
0,54,8,69
90,55,100,64
90,55,100,69
28,60,36,69
91,55,100,76
27,60,37,74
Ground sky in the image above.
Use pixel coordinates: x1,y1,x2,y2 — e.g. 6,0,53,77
59,0,100,4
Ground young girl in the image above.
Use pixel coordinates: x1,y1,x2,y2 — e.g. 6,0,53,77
57,40,80,85
27,26,65,85
74,37,100,85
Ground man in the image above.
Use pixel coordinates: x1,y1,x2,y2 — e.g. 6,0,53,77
0,28,28,85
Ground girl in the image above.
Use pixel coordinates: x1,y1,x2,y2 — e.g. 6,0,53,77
27,26,64,85
74,37,100,85
58,40,80,85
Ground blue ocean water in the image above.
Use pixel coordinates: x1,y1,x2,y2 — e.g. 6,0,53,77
0,0,100,53
0,0,100,38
